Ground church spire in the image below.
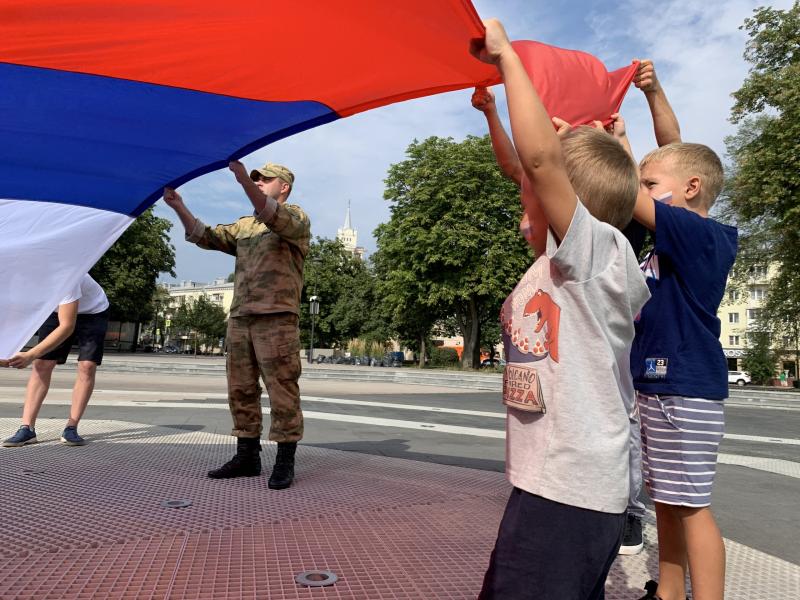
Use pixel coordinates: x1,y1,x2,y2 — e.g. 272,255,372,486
343,199,352,230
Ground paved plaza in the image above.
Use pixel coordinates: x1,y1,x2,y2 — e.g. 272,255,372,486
0,362,798,599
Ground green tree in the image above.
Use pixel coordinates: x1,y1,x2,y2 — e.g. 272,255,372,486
742,331,777,385
377,135,531,369
91,207,176,330
372,247,438,366
171,295,227,353
299,238,382,350
480,316,502,363
724,2,800,366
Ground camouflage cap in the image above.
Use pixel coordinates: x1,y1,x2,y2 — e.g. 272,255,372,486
250,162,294,186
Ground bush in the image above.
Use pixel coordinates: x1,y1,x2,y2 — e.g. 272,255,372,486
348,338,366,357
366,339,385,358
429,347,460,367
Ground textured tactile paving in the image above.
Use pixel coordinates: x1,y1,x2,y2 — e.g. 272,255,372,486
0,418,797,599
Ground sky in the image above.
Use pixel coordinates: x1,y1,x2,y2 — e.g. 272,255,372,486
156,0,791,284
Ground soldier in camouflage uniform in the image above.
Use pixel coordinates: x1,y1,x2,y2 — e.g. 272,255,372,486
163,160,309,489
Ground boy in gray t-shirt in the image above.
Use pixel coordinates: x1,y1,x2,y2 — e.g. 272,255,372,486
472,20,649,599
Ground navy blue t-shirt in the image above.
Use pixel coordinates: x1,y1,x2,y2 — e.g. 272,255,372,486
631,201,738,399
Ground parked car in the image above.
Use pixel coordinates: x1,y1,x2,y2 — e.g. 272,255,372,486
163,345,179,354
480,357,507,368
380,352,404,367
728,371,751,386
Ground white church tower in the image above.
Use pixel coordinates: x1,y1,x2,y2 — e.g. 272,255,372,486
336,200,365,259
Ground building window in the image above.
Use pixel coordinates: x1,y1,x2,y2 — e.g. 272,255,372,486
729,335,740,346
751,265,768,279
749,287,766,301
747,308,762,321
728,290,740,302
728,312,739,323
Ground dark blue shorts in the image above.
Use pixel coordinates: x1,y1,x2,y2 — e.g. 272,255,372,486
37,309,109,365
478,488,625,600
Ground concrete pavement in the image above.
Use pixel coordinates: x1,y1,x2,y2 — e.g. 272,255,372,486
0,368,798,599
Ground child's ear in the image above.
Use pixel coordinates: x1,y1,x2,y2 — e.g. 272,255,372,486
685,175,701,201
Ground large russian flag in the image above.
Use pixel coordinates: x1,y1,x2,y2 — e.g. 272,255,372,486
0,2,639,358
0,1,501,357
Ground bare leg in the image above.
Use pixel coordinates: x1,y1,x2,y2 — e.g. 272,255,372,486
66,361,97,426
682,506,726,600
21,359,58,428
654,502,688,600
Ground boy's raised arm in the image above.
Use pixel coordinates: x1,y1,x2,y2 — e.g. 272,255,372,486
635,59,681,147
472,87,523,187
471,19,576,242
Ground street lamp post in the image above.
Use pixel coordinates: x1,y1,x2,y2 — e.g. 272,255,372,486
164,313,172,348
309,295,320,364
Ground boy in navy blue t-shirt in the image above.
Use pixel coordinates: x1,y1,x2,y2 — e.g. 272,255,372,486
631,125,737,599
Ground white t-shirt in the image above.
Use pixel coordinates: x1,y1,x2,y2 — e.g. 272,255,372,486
59,274,109,315
501,202,650,513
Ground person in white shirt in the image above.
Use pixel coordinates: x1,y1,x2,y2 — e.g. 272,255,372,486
471,21,650,599
1,274,109,447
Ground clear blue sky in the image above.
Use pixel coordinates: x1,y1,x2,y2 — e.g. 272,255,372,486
157,0,789,283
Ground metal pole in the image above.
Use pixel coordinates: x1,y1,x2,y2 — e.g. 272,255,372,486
309,313,316,364
308,295,319,364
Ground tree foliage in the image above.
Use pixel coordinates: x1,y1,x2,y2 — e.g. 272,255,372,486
90,207,176,323
372,243,438,366
375,135,532,368
724,2,800,340
299,238,385,349
172,294,227,351
742,331,777,385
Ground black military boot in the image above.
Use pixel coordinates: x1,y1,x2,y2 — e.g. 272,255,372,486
208,437,261,479
268,442,297,490
637,580,661,600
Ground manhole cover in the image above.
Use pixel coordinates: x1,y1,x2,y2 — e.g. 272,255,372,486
161,499,192,508
295,570,338,587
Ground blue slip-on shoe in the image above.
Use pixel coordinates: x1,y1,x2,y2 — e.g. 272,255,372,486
2,425,38,447
60,426,86,446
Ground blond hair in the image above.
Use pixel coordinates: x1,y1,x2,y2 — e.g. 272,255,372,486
639,143,723,209
560,127,639,230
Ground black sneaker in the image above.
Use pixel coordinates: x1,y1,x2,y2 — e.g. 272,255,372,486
619,514,644,555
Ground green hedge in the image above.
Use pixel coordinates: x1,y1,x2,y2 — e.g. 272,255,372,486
429,347,460,367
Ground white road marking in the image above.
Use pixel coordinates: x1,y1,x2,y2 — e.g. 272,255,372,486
718,453,800,479
0,388,507,418
724,433,800,446
0,390,798,446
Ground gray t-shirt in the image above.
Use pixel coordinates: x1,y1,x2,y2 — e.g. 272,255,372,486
501,201,650,513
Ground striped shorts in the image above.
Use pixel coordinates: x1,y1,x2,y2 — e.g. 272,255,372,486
637,393,725,507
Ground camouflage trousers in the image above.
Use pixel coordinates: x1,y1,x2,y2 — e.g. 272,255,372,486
226,313,303,442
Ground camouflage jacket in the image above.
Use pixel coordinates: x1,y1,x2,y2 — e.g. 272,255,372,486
187,202,310,317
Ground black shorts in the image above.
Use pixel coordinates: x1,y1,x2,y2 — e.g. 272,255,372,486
478,488,625,600
37,309,109,365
